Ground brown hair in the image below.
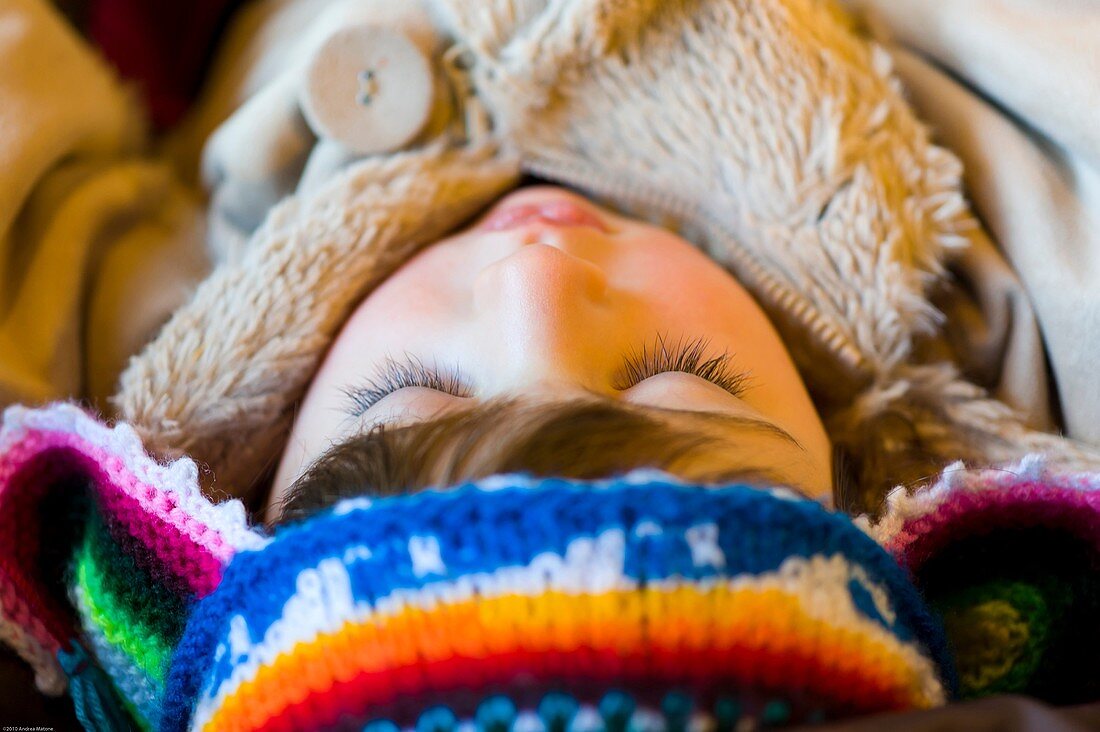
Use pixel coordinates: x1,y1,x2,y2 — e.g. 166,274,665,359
273,397,808,525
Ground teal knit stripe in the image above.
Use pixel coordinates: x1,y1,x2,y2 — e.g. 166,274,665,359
73,581,163,730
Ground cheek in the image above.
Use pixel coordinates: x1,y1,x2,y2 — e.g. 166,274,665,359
618,248,779,365
329,245,477,366
362,255,466,321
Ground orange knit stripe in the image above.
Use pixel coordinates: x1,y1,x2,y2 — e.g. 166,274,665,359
203,585,931,732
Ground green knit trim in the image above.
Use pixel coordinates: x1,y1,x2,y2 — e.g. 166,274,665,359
940,581,1050,698
74,539,174,684
84,518,188,641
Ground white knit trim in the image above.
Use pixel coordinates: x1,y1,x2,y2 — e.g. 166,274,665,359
1,403,268,556
867,454,1100,545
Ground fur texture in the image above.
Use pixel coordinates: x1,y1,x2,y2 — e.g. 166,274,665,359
115,142,519,495
114,0,1100,511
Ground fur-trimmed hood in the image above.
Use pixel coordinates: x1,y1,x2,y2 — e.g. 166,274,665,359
114,0,1100,511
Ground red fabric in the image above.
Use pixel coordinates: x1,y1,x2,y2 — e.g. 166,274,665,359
87,0,242,129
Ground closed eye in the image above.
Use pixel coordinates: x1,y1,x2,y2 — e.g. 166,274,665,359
342,355,472,416
613,334,752,399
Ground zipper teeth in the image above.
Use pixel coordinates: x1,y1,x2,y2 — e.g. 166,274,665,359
523,155,870,377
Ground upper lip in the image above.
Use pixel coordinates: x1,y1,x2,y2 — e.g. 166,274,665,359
477,199,611,233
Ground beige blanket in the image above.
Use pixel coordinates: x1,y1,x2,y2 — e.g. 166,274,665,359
843,0,1100,443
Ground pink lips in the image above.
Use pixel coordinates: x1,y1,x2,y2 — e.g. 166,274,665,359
478,200,611,233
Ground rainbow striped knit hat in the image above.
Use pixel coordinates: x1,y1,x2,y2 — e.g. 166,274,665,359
1,404,1098,730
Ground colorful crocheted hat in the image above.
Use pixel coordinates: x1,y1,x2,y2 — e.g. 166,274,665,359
867,458,1100,703
6,404,1100,730
168,477,957,731
0,404,956,731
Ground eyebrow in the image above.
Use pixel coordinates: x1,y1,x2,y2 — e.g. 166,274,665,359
633,403,806,452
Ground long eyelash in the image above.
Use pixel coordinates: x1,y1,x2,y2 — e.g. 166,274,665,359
614,334,752,397
343,355,471,416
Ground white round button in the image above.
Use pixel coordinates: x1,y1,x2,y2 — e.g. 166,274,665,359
300,24,435,155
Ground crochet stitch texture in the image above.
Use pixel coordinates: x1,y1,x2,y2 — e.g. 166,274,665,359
1,405,955,731
3,405,1099,730
0,404,267,727
168,477,952,731
869,458,1100,702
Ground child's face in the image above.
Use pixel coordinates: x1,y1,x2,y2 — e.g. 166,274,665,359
267,186,831,518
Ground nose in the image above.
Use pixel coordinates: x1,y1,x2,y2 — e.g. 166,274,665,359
473,243,611,390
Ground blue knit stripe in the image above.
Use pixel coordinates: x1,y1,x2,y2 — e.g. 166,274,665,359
240,481,866,594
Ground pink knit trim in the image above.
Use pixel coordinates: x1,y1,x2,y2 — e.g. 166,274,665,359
886,482,1100,572
2,432,235,563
